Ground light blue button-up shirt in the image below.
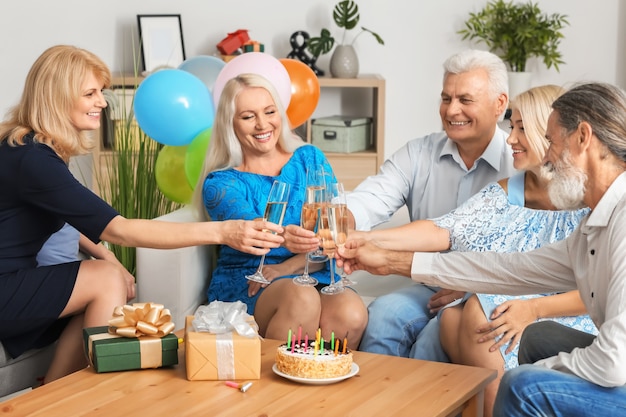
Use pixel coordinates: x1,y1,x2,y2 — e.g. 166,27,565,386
347,127,517,230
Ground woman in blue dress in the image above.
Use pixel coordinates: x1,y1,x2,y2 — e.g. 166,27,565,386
195,73,367,348
347,85,597,416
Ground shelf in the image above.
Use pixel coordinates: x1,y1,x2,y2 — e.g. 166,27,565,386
305,74,385,190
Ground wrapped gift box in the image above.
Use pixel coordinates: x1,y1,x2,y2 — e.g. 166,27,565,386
185,316,260,380
83,326,178,373
217,29,250,55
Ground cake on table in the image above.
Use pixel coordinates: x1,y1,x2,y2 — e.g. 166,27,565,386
275,334,353,379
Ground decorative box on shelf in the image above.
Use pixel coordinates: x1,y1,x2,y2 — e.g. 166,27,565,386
311,115,372,153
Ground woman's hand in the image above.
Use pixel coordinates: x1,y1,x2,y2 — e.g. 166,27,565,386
282,224,319,254
476,298,539,354
222,219,284,255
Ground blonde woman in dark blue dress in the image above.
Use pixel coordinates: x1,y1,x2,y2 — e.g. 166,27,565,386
0,45,283,385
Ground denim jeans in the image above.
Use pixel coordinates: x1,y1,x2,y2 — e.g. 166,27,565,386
358,284,449,362
494,365,626,416
494,321,625,416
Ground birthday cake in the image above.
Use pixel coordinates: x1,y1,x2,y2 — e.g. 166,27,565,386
275,339,353,379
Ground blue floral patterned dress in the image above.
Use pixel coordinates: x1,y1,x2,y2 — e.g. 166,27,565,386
202,145,334,314
432,172,598,370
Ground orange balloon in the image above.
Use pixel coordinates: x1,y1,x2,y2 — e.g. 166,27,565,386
279,58,320,128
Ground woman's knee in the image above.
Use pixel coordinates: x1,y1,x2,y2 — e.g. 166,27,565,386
77,261,128,297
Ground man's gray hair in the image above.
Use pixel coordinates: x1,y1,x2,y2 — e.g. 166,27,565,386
552,82,626,163
443,49,509,100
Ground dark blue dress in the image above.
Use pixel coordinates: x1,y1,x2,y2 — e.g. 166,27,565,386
0,134,118,358
202,145,334,314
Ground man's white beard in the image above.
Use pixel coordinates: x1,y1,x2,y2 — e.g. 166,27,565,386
541,149,587,210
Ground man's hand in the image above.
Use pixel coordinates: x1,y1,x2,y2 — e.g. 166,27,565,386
427,289,466,314
337,239,413,278
476,299,539,354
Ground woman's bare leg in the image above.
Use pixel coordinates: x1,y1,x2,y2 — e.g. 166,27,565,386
255,280,321,340
456,295,505,417
319,290,368,349
439,304,463,361
45,260,130,382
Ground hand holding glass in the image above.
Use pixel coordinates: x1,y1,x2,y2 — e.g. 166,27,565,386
245,180,290,285
320,183,348,295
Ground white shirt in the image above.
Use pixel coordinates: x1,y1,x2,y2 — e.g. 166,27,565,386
347,128,516,230
411,172,626,387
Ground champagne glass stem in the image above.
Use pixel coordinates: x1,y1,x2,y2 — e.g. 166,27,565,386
255,253,267,274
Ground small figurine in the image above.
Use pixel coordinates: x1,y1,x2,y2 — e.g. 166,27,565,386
286,31,324,76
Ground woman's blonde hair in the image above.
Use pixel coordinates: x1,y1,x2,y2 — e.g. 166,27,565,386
0,45,111,161
192,73,304,219
510,84,565,161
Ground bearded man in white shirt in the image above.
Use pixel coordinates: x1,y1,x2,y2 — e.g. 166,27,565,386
339,82,626,416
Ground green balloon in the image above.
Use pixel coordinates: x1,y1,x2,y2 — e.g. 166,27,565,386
185,128,211,188
155,145,194,204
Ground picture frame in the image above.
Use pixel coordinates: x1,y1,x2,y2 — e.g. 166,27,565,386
137,14,186,73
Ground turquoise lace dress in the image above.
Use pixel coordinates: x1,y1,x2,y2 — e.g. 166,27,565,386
432,172,598,370
202,145,334,314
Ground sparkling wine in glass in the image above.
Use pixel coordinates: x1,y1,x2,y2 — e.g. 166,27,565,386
320,183,347,295
245,180,290,285
306,168,329,264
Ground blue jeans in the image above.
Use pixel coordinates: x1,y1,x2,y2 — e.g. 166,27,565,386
494,321,624,416
494,365,626,416
359,284,449,362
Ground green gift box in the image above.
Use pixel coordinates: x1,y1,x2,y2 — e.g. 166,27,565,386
83,326,178,373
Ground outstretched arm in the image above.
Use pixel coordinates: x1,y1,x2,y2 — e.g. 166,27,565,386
348,219,450,252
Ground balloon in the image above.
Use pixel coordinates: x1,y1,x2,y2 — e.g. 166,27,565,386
280,58,320,128
212,52,292,109
178,55,226,93
134,69,215,146
155,145,194,204
185,128,211,188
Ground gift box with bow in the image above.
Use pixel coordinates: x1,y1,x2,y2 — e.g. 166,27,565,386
83,302,179,373
185,301,261,380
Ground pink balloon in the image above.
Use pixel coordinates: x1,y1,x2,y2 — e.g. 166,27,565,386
212,52,292,109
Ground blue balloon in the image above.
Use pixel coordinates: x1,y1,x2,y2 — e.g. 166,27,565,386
178,55,226,93
134,69,215,146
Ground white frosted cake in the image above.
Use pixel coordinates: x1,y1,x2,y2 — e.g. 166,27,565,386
275,340,352,379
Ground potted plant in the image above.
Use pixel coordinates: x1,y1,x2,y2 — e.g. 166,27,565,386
306,0,384,78
458,0,569,98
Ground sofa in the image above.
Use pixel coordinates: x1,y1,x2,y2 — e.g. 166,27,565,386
135,205,414,326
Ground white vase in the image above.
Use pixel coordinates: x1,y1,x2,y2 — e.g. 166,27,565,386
508,71,532,101
330,45,359,78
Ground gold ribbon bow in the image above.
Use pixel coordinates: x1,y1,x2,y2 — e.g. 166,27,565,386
108,302,175,338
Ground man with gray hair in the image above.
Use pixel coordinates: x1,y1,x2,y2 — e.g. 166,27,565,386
339,82,626,415
348,49,515,360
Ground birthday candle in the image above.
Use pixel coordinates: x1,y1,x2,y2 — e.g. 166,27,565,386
305,333,309,353
291,334,296,353
297,326,302,346
287,329,292,348
342,337,347,354
331,332,335,351
334,340,339,356
321,337,324,354
314,339,318,356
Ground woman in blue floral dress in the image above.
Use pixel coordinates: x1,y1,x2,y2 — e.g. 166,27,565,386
348,85,597,416
195,73,367,348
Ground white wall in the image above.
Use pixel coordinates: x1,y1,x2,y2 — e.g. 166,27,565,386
1,0,623,159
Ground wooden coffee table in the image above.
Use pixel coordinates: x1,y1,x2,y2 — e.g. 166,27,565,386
0,338,495,416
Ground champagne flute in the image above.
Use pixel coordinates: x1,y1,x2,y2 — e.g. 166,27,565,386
293,170,325,286
306,167,329,264
245,180,290,285
320,182,347,295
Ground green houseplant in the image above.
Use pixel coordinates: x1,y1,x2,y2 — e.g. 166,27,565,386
458,0,569,72
306,0,384,78
306,0,384,58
